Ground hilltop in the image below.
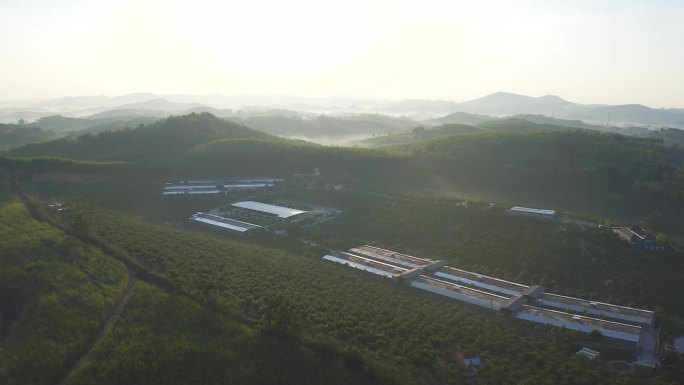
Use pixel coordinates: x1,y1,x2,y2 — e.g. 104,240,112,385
11,113,272,162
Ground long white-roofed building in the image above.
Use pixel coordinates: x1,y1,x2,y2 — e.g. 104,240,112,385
190,212,262,234
230,200,309,222
322,245,655,346
506,206,556,219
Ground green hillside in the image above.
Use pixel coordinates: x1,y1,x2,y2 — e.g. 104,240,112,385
3,121,684,383
0,124,56,150
350,118,573,148
64,282,376,385
179,138,407,180
476,118,575,132
8,114,684,226
348,124,483,147
0,198,383,385
12,113,271,162
644,128,684,147
0,200,128,385
65,208,660,385
240,113,417,140
403,130,684,220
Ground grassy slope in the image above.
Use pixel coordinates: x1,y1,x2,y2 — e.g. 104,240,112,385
180,138,407,179
0,123,56,151
69,209,670,385
0,200,128,385
65,282,375,385
291,190,684,322
12,113,272,162
349,119,571,148
403,130,684,222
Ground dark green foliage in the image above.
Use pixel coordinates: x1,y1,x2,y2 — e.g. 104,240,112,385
352,118,557,148
10,113,684,227
476,118,572,132
407,130,669,187
0,123,56,150
241,113,417,140
588,329,603,342
31,115,158,135
30,116,94,133
65,283,375,385
0,156,128,174
353,123,484,147
181,138,406,179
0,201,128,385
645,210,668,233
644,127,684,147
12,113,271,162
69,209,674,385
297,190,684,319
404,130,684,221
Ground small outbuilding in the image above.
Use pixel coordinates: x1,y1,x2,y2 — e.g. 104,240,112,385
612,225,664,251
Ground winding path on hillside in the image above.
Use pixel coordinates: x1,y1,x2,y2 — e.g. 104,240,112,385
53,275,138,385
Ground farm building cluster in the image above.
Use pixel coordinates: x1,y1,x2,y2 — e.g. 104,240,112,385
323,245,655,348
191,200,342,234
163,177,285,196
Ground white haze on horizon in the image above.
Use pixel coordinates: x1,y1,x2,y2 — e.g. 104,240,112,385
2,0,684,108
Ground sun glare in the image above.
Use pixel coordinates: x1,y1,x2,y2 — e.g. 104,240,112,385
172,0,380,78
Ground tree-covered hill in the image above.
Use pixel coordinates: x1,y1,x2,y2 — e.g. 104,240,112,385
476,118,577,132
350,119,573,148
7,113,684,227
239,113,417,141
179,138,407,179
403,130,684,218
11,113,272,162
68,208,668,385
0,200,128,385
0,123,56,150
0,197,383,385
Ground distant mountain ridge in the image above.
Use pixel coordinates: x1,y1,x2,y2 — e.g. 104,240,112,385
458,92,574,114
4,91,684,129
453,92,684,128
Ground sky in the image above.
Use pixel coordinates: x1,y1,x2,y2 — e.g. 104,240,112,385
1,0,684,107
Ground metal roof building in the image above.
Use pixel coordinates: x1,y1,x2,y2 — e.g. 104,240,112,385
190,213,262,234
231,201,308,219
322,245,655,345
507,206,556,218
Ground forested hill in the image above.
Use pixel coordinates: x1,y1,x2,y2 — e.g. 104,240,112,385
403,130,684,218
178,138,407,179
11,113,272,162
0,123,56,150
349,118,585,148
7,113,684,226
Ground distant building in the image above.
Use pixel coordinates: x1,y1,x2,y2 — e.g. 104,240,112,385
612,225,664,251
463,357,482,378
506,206,556,219
575,347,600,360
190,212,262,235
163,177,284,196
323,245,653,345
293,168,320,179
230,200,309,222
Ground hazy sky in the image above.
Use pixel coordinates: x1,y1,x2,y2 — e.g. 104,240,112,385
2,0,684,107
